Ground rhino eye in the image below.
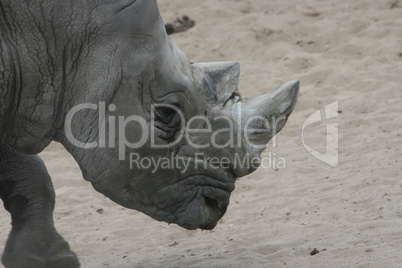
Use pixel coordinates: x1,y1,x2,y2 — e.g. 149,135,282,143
153,105,182,142
155,107,177,123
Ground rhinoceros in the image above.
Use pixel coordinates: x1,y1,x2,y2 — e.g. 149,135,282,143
0,0,299,267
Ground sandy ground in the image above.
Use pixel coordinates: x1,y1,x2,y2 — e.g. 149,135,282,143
1,0,402,267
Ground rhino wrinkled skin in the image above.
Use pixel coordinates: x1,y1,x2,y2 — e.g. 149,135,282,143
0,0,299,267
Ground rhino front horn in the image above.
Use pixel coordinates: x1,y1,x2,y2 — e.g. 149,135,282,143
240,80,300,146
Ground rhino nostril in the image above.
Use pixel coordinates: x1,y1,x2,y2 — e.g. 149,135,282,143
203,195,219,209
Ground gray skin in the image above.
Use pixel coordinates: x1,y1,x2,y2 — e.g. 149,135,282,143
0,0,299,267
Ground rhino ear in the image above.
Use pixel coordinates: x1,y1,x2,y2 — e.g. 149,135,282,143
192,61,240,105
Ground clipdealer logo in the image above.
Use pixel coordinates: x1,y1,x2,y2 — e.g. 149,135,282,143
302,101,339,167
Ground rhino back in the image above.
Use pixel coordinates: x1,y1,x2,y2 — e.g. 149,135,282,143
0,0,163,154
0,0,107,154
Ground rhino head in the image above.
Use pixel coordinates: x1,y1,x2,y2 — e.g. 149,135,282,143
59,0,299,230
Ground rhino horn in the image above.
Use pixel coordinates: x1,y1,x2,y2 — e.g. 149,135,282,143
241,80,300,146
192,61,240,105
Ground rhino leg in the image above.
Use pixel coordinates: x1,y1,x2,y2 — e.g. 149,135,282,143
0,145,79,268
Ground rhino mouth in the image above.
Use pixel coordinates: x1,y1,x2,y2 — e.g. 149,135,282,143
172,175,235,230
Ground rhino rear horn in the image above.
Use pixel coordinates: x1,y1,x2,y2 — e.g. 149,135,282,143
192,61,240,105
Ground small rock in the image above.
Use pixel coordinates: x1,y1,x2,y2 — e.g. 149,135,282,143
303,10,320,17
168,241,179,247
165,23,174,35
390,0,400,9
310,248,320,256
365,248,373,253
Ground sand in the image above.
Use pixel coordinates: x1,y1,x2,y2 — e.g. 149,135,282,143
1,0,402,267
